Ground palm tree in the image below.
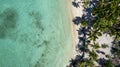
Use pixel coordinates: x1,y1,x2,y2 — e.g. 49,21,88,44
89,50,98,60
92,43,100,49
88,30,98,41
86,58,94,67
78,62,85,67
83,0,90,8
93,0,120,34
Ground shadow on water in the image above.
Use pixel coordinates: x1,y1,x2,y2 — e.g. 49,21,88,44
0,8,18,39
28,11,44,31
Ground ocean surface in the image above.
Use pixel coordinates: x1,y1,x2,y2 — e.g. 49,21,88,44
0,0,74,67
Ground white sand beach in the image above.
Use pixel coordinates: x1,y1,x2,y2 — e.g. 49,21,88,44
67,0,84,59
96,34,114,59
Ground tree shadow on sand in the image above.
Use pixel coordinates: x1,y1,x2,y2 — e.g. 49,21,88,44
72,0,80,8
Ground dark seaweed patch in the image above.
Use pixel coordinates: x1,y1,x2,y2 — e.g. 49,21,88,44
0,26,6,38
36,40,49,48
34,54,46,67
34,40,50,67
28,11,44,31
34,61,41,67
0,8,18,38
43,40,49,46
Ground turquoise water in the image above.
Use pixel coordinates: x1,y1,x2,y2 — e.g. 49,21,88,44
0,0,74,67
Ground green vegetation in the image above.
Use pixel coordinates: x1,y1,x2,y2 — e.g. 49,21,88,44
80,0,120,66
92,43,100,49
84,1,90,8
86,59,94,67
89,50,98,60
88,29,102,41
78,62,85,67
81,21,88,27
78,59,94,67
105,60,113,67
93,0,120,36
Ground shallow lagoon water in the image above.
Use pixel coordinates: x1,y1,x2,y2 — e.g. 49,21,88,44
0,0,74,67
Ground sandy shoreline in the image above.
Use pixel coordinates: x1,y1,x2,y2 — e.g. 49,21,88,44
67,0,84,59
